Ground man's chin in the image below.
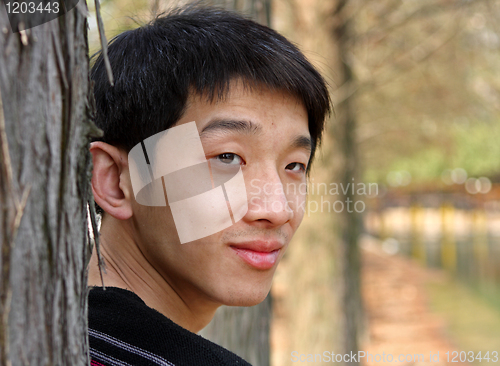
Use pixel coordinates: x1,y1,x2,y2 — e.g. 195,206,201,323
221,288,271,307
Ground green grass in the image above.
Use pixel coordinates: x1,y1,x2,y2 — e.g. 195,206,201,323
426,276,500,364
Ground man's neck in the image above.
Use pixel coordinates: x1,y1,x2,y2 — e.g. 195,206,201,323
87,216,219,333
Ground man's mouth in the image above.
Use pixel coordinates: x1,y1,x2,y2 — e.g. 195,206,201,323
229,240,283,270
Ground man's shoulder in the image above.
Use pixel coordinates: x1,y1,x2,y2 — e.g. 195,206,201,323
88,287,252,366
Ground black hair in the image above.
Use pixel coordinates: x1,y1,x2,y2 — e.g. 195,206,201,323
91,4,330,154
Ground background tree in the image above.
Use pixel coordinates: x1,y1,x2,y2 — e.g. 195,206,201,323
329,1,363,363
0,2,99,364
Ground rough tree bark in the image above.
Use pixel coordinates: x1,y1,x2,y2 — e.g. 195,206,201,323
199,2,272,365
0,2,96,365
330,0,363,364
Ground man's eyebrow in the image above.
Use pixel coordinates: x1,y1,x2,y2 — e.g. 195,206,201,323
200,119,262,137
200,118,312,153
291,135,312,153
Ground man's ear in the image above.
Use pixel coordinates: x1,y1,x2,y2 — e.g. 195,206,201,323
90,142,133,220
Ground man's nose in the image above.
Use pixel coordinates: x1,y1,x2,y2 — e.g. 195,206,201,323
244,169,293,227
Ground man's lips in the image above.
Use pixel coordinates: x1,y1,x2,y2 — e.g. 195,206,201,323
229,241,283,270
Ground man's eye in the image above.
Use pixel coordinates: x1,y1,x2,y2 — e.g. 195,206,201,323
213,153,243,165
286,162,306,172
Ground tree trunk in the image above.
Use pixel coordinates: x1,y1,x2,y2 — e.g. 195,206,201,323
199,2,272,365
200,295,272,366
0,3,94,365
330,0,363,364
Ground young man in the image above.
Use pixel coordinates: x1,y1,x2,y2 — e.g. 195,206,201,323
88,4,330,366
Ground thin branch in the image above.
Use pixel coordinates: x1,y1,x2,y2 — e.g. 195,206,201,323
88,199,106,289
354,0,491,46
0,104,13,192
11,186,30,239
331,78,360,106
94,0,114,86
332,7,464,104
328,0,384,33
368,19,461,90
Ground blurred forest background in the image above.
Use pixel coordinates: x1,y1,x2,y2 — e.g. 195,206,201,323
88,0,500,365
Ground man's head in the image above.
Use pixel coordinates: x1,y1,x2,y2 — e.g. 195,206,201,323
89,5,330,313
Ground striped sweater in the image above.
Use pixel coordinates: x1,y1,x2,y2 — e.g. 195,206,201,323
88,287,252,366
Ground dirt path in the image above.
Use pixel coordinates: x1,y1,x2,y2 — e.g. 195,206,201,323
361,238,468,366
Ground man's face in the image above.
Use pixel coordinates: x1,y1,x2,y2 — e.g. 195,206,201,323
128,81,310,307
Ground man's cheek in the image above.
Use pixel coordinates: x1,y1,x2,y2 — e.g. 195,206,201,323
288,193,307,227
